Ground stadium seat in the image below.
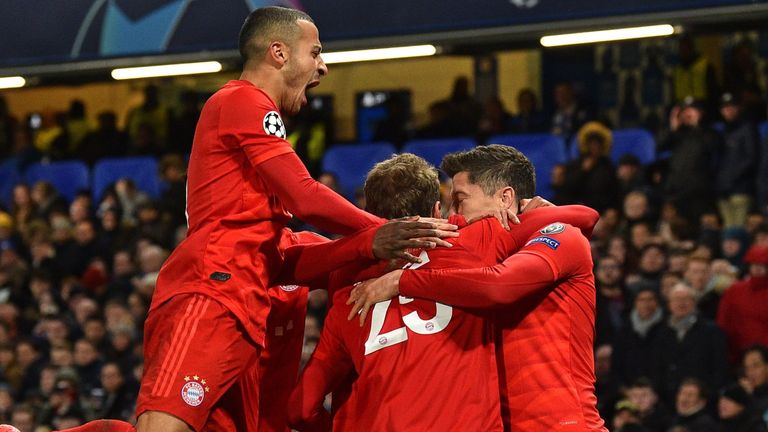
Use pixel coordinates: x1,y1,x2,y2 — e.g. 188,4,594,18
24,160,90,202
0,160,20,210
760,121,768,142
92,157,161,200
401,138,476,169
488,133,567,199
569,128,656,166
321,143,397,199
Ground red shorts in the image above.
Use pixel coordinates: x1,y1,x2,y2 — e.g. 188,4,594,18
136,293,262,431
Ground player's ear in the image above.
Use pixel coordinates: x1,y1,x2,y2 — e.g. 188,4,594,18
268,41,288,65
432,201,441,219
499,186,515,209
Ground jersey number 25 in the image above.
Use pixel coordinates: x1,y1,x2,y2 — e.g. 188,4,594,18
364,251,453,355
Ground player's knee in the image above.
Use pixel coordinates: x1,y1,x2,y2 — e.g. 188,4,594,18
135,411,194,432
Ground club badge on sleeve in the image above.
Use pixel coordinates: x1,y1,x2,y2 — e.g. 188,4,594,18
263,111,287,138
540,222,566,235
181,374,209,407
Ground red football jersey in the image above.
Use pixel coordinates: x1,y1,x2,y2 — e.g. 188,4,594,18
258,230,327,432
151,80,377,347
290,219,517,431
400,223,607,431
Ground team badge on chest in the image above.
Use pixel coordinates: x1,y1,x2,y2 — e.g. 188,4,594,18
181,374,209,407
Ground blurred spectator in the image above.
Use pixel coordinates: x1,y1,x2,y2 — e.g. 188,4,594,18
717,246,768,363
723,40,766,122
612,400,647,432
80,111,130,166
682,256,720,319
74,339,102,398
158,154,187,230
758,130,768,215
38,374,85,429
613,287,664,386
632,244,667,290
65,100,90,157
559,122,619,212
672,36,720,113
741,345,768,422
0,96,18,160
657,284,728,403
550,81,592,143
114,179,150,226
0,383,13,423
94,362,136,421
33,110,68,160
169,90,200,155
716,92,760,229
478,97,512,140
595,344,621,423
659,97,719,225
670,378,719,432
415,101,457,138
721,227,751,272
10,404,36,432
373,93,412,149
31,182,67,220
616,155,647,200
718,382,767,432
595,255,626,346
447,76,481,136
126,85,169,153
625,378,671,432
508,88,546,133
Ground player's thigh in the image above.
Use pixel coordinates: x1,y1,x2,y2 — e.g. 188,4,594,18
205,349,262,431
136,293,261,431
136,410,194,432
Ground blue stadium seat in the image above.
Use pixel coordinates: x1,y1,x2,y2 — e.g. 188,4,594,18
93,157,161,200
401,138,476,169
321,143,397,199
760,121,768,142
569,128,656,165
25,160,90,202
488,134,567,199
0,160,21,210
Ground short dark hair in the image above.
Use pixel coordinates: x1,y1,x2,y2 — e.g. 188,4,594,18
441,144,535,200
744,344,768,364
238,6,314,63
364,154,440,219
679,377,708,400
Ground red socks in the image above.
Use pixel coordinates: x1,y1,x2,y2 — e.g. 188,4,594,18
55,420,136,432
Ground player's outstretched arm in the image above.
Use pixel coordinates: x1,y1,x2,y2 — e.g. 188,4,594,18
276,217,458,285
257,152,383,235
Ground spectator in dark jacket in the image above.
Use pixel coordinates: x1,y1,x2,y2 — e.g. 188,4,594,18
657,283,728,403
670,378,719,432
716,93,760,229
560,121,619,212
595,255,627,346
613,287,665,386
659,97,719,225
625,378,672,432
741,345,768,424
718,382,768,432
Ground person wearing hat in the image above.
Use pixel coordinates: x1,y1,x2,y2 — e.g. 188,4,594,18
558,121,619,212
717,245,768,364
660,96,720,226
716,92,760,230
718,382,767,431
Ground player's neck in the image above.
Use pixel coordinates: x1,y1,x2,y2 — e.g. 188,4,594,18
240,67,283,110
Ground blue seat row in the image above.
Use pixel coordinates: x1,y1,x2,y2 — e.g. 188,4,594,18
0,157,160,209
322,128,665,200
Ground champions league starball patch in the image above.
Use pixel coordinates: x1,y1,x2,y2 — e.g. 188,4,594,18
263,111,287,139
181,375,209,407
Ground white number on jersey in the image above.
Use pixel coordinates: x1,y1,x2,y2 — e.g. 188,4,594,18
364,251,453,355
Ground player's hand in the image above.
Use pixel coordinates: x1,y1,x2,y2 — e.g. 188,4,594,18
372,217,458,264
347,270,403,326
466,208,520,229
520,196,553,212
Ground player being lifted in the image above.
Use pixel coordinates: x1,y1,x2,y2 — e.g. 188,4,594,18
350,145,608,431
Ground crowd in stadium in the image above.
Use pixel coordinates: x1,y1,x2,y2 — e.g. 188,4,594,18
0,30,767,432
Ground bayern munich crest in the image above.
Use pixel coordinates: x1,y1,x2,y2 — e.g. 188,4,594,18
263,111,287,139
181,375,209,407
